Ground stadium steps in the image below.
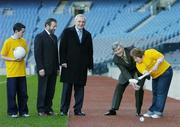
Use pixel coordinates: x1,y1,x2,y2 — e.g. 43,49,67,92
67,18,75,27
130,15,155,33
54,1,67,14
137,1,153,12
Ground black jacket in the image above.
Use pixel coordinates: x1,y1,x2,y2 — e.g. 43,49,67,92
113,46,141,84
59,26,93,85
34,30,59,75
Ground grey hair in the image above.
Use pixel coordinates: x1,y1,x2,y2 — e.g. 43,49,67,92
74,14,86,21
112,41,123,51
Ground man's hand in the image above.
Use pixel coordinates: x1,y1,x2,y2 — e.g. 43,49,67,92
130,83,140,90
39,69,45,77
1,55,22,62
14,58,23,62
61,63,67,68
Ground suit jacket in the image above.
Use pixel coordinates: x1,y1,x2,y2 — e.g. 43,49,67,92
34,30,59,75
113,46,142,85
59,26,93,85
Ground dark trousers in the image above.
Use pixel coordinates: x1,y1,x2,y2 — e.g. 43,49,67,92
111,82,144,114
149,67,173,115
60,83,84,113
37,74,57,113
7,77,28,115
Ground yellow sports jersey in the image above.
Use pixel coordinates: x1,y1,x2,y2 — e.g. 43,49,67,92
136,49,170,79
0,37,28,77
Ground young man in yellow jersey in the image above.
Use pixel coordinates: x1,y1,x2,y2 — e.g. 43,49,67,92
1,23,29,118
130,48,173,119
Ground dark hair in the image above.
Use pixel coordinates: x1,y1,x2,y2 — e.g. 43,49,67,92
13,23,25,32
130,48,144,58
45,18,57,27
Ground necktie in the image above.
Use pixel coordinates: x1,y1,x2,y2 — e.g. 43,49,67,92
122,53,129,64
49,34,55,42
78,29,82,43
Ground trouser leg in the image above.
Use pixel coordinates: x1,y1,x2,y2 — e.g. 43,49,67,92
111,82,128,110
60,83,73,113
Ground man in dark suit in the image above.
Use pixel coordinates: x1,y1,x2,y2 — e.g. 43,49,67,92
59,14,93,116
34,18,59,116
104,42,146,116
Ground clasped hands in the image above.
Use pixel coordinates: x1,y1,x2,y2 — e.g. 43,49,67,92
129,71,151,90
130,82,140,90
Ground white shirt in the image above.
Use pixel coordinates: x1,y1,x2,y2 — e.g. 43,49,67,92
45,29,50,35
75,27,83,42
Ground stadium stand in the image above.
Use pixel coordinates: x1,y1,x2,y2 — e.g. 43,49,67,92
0,0,180,73
0,0,72,68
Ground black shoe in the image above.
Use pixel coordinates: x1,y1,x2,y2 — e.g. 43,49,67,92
38,112,47,116
74,112,86,116
60,112,67,116
46,111,57,116
136,113,142,117
20,113,30,117
9,114,18,118
104,109,116,116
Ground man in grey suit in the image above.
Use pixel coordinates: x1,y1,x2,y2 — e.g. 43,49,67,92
104,42,146,116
